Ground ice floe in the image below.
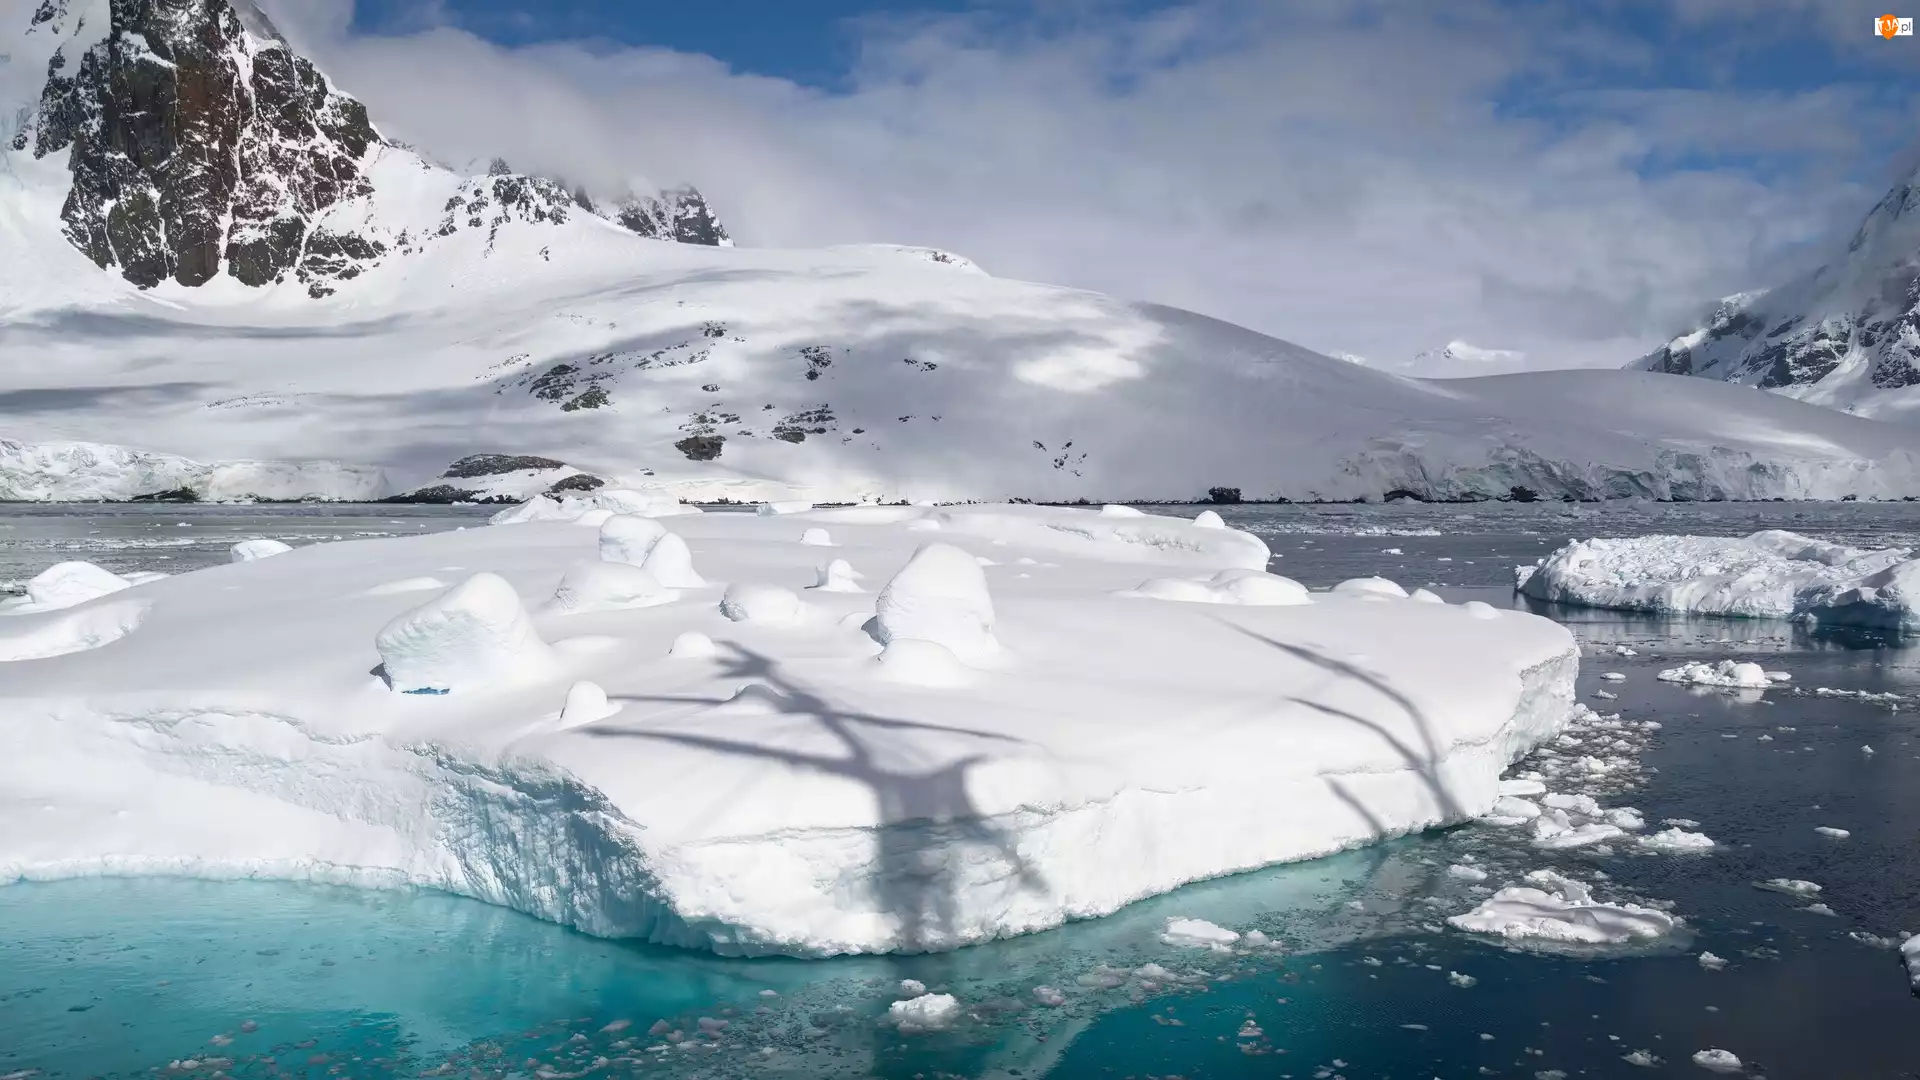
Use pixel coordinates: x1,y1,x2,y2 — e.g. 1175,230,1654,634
1657,661,1772,689
1691,1048,1743,1073
1448,870,1677,945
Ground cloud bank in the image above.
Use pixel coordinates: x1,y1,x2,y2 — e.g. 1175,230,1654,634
263,0,1918,372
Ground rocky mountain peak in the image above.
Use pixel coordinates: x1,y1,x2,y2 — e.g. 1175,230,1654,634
8,0,735,297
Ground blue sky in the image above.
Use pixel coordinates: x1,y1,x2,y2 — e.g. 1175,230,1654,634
297,0,1920,373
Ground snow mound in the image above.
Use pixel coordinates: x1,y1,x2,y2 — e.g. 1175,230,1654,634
756,501,814,516
1410,587,1446,603
549,562,678,614
810,559,865,593
599,515,669,566
1333,576,1408,599
0,600,150,662
1518,530,1920,629
800,528,833,547
668,631,716,659
720,583,804,624
362,577,450,596
374,573,555,693
1658,661,1771,689
557,681,620,729
888,993,961,1033
874,639,971,688
9,561,134,613
492,490,698,525
640,533,706,588
873,543,998,663
1193,510,1226,529
230,538,292,563
1449,872,1676,945
927,506,1270,570
1127,568,1311,606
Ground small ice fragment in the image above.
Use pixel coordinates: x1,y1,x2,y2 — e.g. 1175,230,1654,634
1446,971,1477,988
1447,864,1489,882
1601,672,1626,682
1765,671,1791,682
1697,952,1727,971
1623,1049,1662,1067
1802,903,1837,917
1657,660,1770,689
1814,826,1850,839
1691,1048,1742,1073
1499,778,1547,797
1755,878,1821,898
1663,818,1701,828
1861,744,1876,755
897,979,927,997
1160,917,1240,950
887,993,960,1033
1639,828,1714,853
600,1019,631,1033
1032,985,1067,1007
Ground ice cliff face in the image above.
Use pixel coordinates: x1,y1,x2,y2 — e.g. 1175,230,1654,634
1631,163,1920,419
8,0,730,295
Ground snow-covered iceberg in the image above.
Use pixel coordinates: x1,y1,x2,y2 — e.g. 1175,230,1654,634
0,503,1578,957
1517,530,1920,630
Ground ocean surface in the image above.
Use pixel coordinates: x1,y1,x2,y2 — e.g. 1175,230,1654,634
3,500,1918,1078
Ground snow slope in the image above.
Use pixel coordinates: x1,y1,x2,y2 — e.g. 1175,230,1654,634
1517,529,1920,630
0,502,1580,956
7,2,1920,502
1631,161,1920,421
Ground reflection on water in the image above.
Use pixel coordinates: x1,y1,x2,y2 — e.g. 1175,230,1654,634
3,503,1920,1077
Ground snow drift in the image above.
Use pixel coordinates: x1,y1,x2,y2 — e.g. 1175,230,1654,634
0,503,1579,957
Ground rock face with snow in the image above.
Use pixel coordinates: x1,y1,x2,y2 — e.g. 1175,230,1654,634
1631,161,1920,420
7,0,728,298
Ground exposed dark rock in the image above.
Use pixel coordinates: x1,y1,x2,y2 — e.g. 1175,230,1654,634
547,473,605,493
130,485,200,502
443,453,568,478
1206,486,1242,504
1382,489,1425,502
1504,485,1541,503
610,184,730,246
675,434,725,461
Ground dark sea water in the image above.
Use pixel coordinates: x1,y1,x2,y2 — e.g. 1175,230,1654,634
3,501,1918,1079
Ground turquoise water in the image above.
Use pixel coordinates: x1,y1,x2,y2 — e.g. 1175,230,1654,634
5,504,1920,1077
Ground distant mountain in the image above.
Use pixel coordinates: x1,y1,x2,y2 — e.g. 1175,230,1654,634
4,0,1920,503
6,0,729,297
1630,161,1920,419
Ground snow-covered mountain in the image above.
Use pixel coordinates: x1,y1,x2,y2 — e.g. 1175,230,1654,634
5,1,1920,502
1630,161,1920,420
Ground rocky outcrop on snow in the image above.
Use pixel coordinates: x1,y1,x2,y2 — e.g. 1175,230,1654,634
1631,164,1920,419
384,454,603,504
8,0,730,296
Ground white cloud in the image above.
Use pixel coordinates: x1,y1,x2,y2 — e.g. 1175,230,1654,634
264,0,1907,372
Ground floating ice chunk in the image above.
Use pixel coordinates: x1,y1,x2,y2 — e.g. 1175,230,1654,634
1623,1050,1662,1067
888,993,960,1033
1447,864,1489,882
800,528,834,547
1488,795,1542,822
1536,823,1624,849
1160,917,1240,950
1604,807,1646,831
230,538,292,562
1698,951,1727,970
1691,1048,1743,1073
757,501,814,516
1447,970,1477,988
558,681,620,729
1601,672,1626,682
1639,828,1715,853
640,533,705,588
1192,510,1226,529
1755,878,1821,898
1542,792,1601,816
17,561,132,612
375,573,554,694
1765,671,1791,682
1499,779,1548,797
1815,826,1850,839
897,978,927,997
668,631,716,659
1658,660,1770,689
874,639,970,688
0,599,149,662
1332,576,1407,599
720,583,804,624
1032,985,1067,1006
873,543,998,663
1663,818,1701,828
1861,744,1876,755
549,562,678,613
1449,875,1675,945
810,559,864,592
599,515,669,566
1409,588,1446,603
362,576,450,596
1802,902,1837,916
1901,934,1920,991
